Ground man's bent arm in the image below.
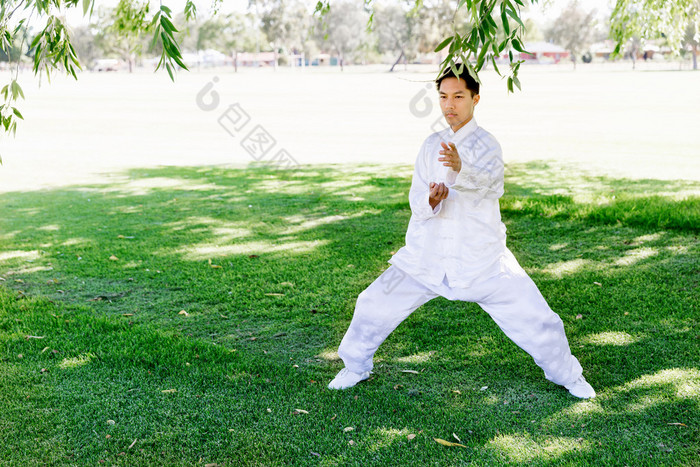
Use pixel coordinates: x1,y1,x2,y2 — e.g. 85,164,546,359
408,142,444,220
446,136,504,203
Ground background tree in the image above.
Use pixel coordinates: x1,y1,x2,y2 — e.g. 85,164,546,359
412,0,459,54
545,0,597,68
179,12,262,71
93,0,150,73
259,0,312,67
374,2,419,71
315,1,369,70
683,20,699,69
610,0,700,68
623,35,643,69
522,17,544,42
69,25,100,66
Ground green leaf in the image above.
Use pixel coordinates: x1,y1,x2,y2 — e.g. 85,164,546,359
449,38,457,54
513,75,521,91
469,27,477,46
82,0,92,16
438,55,452,78
476,43,489,67
454,33,462,50
172,54,189,71
29,33,42,50
68,43,82,68
154,53,165,72
184,0,197,21
10,80,24,100
511,38,525,53
450,61,466,80
507,77,514,93
314,1,330,15
505,8,525,29
12,107,23,120
165,62,174,81
435,36,453,53
161,32,176,56
501,10,510,35
160,15,178,35
465,61,480,84
159,35,188,72
490,55,501,75
150,11,161,29
486,14,498,31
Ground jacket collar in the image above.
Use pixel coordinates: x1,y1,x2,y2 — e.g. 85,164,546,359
443,118,478,144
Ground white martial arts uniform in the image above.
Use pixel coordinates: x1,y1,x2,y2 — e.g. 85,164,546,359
337,118,583,387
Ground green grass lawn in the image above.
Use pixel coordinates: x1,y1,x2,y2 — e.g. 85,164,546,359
1,161,698,466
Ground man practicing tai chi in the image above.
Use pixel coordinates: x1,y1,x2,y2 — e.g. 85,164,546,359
328,65,596,399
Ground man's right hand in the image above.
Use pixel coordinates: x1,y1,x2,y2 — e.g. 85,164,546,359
429,182,449,209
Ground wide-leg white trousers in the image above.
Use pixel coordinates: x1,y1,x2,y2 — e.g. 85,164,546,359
337,250,583,387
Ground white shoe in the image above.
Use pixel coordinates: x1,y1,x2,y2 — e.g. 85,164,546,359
565,376,596,399
328,368,371,390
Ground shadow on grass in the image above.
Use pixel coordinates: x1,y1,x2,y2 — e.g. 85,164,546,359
0,162,698,465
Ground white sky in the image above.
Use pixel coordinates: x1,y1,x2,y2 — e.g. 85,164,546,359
59,0,614,26
525,0,613,22
61,0,250,25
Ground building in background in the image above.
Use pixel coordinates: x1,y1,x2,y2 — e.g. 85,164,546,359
519,42,570,63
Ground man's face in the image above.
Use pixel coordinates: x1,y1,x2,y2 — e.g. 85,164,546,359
439,77,480,132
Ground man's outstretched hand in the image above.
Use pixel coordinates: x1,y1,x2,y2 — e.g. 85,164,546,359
429,182,449,209
439,142,462,173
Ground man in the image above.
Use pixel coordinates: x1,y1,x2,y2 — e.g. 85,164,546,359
328,65,596,399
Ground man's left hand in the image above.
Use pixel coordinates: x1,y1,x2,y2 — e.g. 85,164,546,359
438,142,461,173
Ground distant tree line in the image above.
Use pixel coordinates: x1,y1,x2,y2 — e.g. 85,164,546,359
2,0,696,73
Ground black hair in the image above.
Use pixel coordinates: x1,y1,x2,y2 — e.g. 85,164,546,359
435,64,479,97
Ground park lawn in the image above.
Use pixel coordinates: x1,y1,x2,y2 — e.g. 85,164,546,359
0,161,698,466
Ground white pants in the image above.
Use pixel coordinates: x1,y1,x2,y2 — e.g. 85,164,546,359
337,251,583,387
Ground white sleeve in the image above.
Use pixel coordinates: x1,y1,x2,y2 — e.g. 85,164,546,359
446,133,504,203
408,139,443,220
